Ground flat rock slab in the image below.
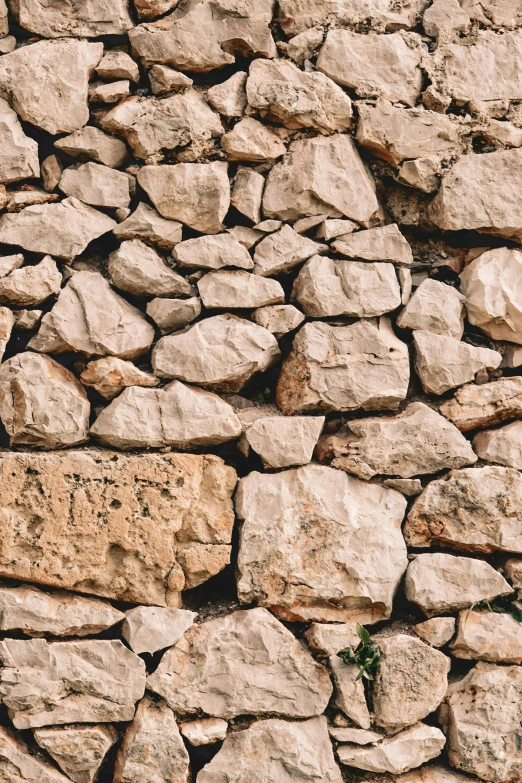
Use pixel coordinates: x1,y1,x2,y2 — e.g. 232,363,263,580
0,450,236,604
450,610,522,664
441,377,522,431
34,725,118,783
0,726,71,783
338,723,446,774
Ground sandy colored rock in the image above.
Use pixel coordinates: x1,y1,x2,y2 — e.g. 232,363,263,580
383,477,422,496
305,622,360,656
80,357,159,400
29,271,154,359
146,296,201,334
231,167,264,223
222,117,286,161
17,0,132,37
0,253,23,278
332,224,414,265
246,57,352,133
404,466,522,553
473,420,522,469
244,415,324,468
96,51,139,82
252,303,304,336
89,80,130,104
134,0,178,20
228,225,264,248
329,727,382,744
253,224,325,276
113,202,182,250
148,607,332,718
397,278,464,339
6,188,59,213
0,352,89,448
278,0,427,34
395,765,482,783
91,380,241,450
0,584,124,637
0,40,103,135
277,318,410,414
317,30,424,106
138,162,230,234
180,718,227,746
34,725,118,783
317,402,477,479
198,270,284,309
263,134,382,225
413,617,456,648
338,723,446,774
373,634,450,732
423,0,471,40
236,464,407,623
0,726,71,783
55,126,128,168
441,376,522,431
0,638,145,728
36,156,61,191
174,232,253,271
207,72,247,117
0,197,116,261
413,331,501,395
330,657,371,729
450,610,522,663
0,97,39,183
60,162,130,208
0,306,13,361
122,606,196,654
286,26,324,64
294,255,401,317
108,239,191,297
149,63,193,93
153,314,280,391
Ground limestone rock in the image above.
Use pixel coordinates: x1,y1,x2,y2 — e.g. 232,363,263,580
108,239,191,297
304,622,360,656
405,553,512,616
197,716,342,783
0,197,116,261
0,97,39,183
383,477,422,496
317,402,477,479
244,415,324,468
440,377,522,431
246,57,353,133
252,303,305,336
152,314,280,392
404,466,522,553
34,725,118,783
60,162,130,208
198,270,284,309
0,352,89,448
138,162,230,234
0,40,103,135
101,90,222,160
174,233,253,271
129,0,276,72
263,134,382,225
485,118,522,147
0,306,13,360
316,217,357,240
0,638,145,728
0,450,236,603
207,72,247,117
96,51,139,82
180,718,227,746
228,225,264,248
330,657,371,729
395,765,482,783
222,117,286,161
29,271,154,359
80,357,159,400
277,318,410,414
329,727,382,744
89,80,130,104
91,381,242,450
294,255,401,317
317,30,424,107
473,421,522,469
413,617,456,647
286,26,324,64
113,202,182,250
0,253,23,278
146,296,201,334
423,0,471,40
55,126,128,168
114,695,190,783
149,64,193,93
6,188,59,212
122,606,196,654
231,167,264,223
0,727,71,783
278,0,427,34
17,0,132,37
0,584,124,637
413,331,501,395
338,723,446,773
373,634,450,732
332,224,414,265
134,0,179,20
147,607,332,718
451,610,522,663
253,224,326,276
397,279,465,339
236,464,408,623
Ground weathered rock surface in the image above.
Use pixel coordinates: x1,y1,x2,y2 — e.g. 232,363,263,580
244,415,324,468
55,126,128,168
174,232,253,270
222,117,286,162
0,306,13,361
0,450,236,604
96,51,139,82
304,622,360,657
0,253,23,278
108,239,191,297
198,270,284,309
0,97,39,183
332,223,414,265
231,167,264,223
147,608,332,718
236,464,407,623
277,319,410,414
60,162,130,209
397,279,465,338
253,224,325,276
413,617,456,648
330,657,371,729
450,610,522,663
413,331,501,395
473,421,522,469
113,202,182,249
16,0,132,37
252,303,305,336
90,80,130,104
338,723,446,774
405,553,513,616
0,255,61,306
180,718,228,747
34,725,118,783
423,0,471,40
395,765,482,783
122,606,196,654
0,726,71,783
441,377,522,431
134,0,178,21
146,296,201,334
278,0,427,34
207,72,247,117
80,357,159,400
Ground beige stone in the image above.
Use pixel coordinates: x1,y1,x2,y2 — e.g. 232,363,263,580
423,0,471,40
134,0,178,20
485,118,522,147
338,723,446,773
413,617,456,648
244,415,324,469
0,253,23,278
231,167,264,223
174,232,253,271
332,223,414,265
198,270,284,309
328,727,382,744
251,304,304,337
180,718,227,746
207,72,247,117
253,224,325,276
6,187,59,213
304,622,360,656
286,26,324,64
0,306,13,361
228,225,264,248
330,657,371,729
89,80,130,104
0,97,39,183
413,331,501,395
80,357,159,400
222,117,286,162
108,239,191,297
60,162,130,209
395,764,482,783
122,606,196,655
236,464,407,623
451,610,522,663
397,279,465,338
147,608,332,718
0,450,236,603
383,477,422,496
316,217,357,240
55,126,128,168
0,726,71,783
146,296,201,334
113,202,182,250
96,51,139,82
278,0,427,34
17,0,132,37
398,154,443,193
440,376,522,431
149,63,193,93
277,318,410,414
34,725,118,783
473,420,522,469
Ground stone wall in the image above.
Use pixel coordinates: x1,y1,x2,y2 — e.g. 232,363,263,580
0,0,520,781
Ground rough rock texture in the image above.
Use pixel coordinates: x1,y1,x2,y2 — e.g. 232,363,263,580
180,718,227,747
414,617,456,648
80,357,159,400
332,223,414,265
122,606,196,654
60,162,130,209
244,415,324,468
108,239,191,297
450,610,522,663
473,420,522,468
440,377,522,431
413,331,501,395
253,224,325,276
198,270,284,309
113,203,182,249
397,279,465,339
146,296,201,334
34,725,118,783
17,0,132,37
304,622,359,656
0,97,39,183
330,656,371,729
338,723,446,774
0,255,61,306
174,233,253,270
0,726,71,783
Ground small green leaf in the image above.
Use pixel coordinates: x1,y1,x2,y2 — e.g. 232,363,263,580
357,624,371,646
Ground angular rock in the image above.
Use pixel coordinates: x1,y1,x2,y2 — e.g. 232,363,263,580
441,377,522,431
404,466,522,553
17,0,132,37
317,30,424,106
0,40,103,135
246,57,353,133
80,357,159,400
329,727,382,744
231,167,264,223
473,421,522,469
278,0,427,34
138,162,230,234
147,608,332,718
485,118,522,147
413,617,456,648
0,450,236,603
0,253,23,278
293,255,401,317
338,724,446,774
397,279,465,339
332,223,414,265
304,622,360,657
96,51,139,83
244,415,324,468
207,72,247,117
0,727,71,783
423,0,471,40
91,381,241,450
108,239,191,297
222,117,286,161
134,0,178,20
0,306,13,360
398,154,443,193
60,162,130,208
153,314,280,391
122,606,196,654
0,97,39,183
0,352,89,448
277,318,410,414
330,657,371,729
413,331,501,395
6,187,59,213
263,134,382,225
198,270,284,309
55,126,128,168
113,202,182,250
253,224,325,276
395,765,482,783
228,225,264,248
149,63,192,93
0,197,116,261
0,584,124,637
450,610,522,663
383,477,422,496
286,25,324,64
236,464,407,623
146,296,201,334
89,80,130,104
0,638,145,728
29,271,154,359
180,718,227,746
34,725,118,783
174,233,253,270
252,303,305,337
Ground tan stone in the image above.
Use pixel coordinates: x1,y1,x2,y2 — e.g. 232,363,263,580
278,0,427,34
207,72,247,117
108,239,191,297
397,279,465,338
338,723,446,774
122,606,196,654
16,0,132,37
222,117,286,161
13,310,41,331
473,421,522,469
96,51,139,82
251,304,305,337
55,126,128,168
146,296,201,334
180,718,227,746
113,202,182,250
231,167,264,223
60,162,130,209
198,270,284,309
147,608,332,718
286,26,324,64
316,217,357,240
328,727,382,744
451,610,522,663
413,331,501,395
244,415,324,469
440,376,522,431
413,617,456,648
34,725,118,783
0,97,39,183
0,450,236,604
423,0,471,40
89,80,130,103
149,63,193,93
383,477,422,496
304,622,360,656
174,232,253,271
253,224,326,276
485,118,522,147
0,306,13,361
0,253,23,278
330,657,371,729
134,0,178,20
228,225,264,248
395,765,482,783
332,223,414,265
80,357,159,400
0,726,71,783
6,187,60,213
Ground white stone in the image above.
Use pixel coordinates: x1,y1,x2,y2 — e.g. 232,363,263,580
80,357,159,400
305,622,360,656
0,727,71,783
180,718,228,746
338,723,446,773
207,72,247,117
328,727,382,744
108,239,192,297
113,202,183,250
96,51,139,82
397,279,465,338
413,331,501,395
222,117,286,161
244,415,324,468
251,304,305,337
34,725,118,783
231,167,264,223
332,223,414,265
0,254,23,278
473,420,522,469
0,97,39,183
146,296,201,334
198,270,284,309
122,606,196,654
16,0,132,37
316,218,358,240
330,656,371,729
60,162,130,208
413,617,456,647
286,26,324,64
440,376,522,431
174,232,253,271
450,610,522,663
55,126,128,168
254,224,326,276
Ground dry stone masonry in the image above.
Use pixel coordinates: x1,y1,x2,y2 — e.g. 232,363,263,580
0,1,521,782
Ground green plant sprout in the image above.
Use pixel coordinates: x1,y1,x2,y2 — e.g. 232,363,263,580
472,595,522,622
336,623,381,681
